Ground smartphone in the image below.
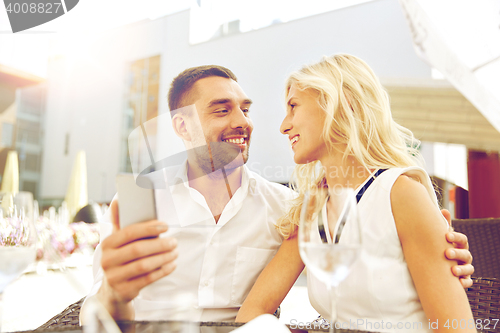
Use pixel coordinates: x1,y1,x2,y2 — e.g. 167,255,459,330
116,173,157,228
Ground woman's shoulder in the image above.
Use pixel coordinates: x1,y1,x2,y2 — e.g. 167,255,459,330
390,167,447,231
368,167,427,193
391,173,428,201
387,166,436,205
382,166,428,178
391,167,438,204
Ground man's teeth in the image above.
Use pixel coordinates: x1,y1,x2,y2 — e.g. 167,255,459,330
223,138,245,144
291,136,299,145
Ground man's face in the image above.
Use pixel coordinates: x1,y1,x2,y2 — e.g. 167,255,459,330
186,76,254,174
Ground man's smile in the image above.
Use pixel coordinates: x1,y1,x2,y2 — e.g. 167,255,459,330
222,137,248,152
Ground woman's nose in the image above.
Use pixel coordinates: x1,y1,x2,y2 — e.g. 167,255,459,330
280,114,292,134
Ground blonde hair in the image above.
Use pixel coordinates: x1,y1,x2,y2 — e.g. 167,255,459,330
277,54,421,239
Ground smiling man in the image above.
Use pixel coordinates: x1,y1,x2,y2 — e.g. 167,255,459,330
81,66,295,322
169,71,257,221
81,65,474,323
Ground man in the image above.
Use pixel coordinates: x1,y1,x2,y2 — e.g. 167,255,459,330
81,65,473,322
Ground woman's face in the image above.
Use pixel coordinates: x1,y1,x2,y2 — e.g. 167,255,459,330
280,83,328,164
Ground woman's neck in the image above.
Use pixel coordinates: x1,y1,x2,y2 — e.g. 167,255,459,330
321,153,372,190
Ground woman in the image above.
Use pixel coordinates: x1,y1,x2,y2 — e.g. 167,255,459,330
236,54,475,332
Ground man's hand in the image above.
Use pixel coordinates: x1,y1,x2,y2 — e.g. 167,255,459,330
97,199,178,320
441,209,474,288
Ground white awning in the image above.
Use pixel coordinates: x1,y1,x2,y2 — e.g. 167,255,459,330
399,0,500,133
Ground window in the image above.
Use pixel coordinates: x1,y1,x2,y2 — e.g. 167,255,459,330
24,153,39,172
2,123,14,147
120,55,161,173
21,180,37,196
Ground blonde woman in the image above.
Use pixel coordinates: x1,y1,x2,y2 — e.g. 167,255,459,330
236,54,475,332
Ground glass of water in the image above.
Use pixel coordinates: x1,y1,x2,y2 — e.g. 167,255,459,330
298,187,361,333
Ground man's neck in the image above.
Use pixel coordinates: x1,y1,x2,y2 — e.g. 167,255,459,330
187,161,244,222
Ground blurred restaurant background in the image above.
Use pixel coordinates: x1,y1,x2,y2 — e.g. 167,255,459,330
0,0,499,331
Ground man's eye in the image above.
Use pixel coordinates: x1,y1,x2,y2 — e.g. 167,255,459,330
242,108,249,113
216,109,229,114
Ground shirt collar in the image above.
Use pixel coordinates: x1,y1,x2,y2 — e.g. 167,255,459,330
241,163,258,192
173,160,189,186
173,160,257,191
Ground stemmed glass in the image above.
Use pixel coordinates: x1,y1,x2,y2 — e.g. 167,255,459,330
298,187,361,332
0,192,37,331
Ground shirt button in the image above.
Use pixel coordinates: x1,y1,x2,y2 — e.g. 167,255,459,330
204,281,209,286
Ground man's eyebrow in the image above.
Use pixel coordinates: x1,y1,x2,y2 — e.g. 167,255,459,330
207,98,253,108
207,99,231,108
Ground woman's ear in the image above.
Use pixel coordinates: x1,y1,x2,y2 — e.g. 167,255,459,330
172,114,191,141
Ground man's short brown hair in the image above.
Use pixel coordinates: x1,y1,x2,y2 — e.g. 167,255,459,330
168,65,237,114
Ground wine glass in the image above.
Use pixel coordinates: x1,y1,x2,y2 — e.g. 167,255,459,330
0,191,37,331
298,187,361,332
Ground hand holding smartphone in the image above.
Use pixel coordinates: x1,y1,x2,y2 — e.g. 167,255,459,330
116,173,157,228
92,174,176,314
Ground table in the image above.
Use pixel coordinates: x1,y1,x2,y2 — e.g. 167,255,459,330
2,272,318,332
1,266,93,332
10,321,379,333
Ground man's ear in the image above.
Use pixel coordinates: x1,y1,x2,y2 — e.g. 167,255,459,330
172,114,191,141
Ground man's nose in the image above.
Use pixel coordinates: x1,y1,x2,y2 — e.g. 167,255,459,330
231,109,250,129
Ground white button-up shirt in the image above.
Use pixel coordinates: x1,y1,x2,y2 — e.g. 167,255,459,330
85,163,294,322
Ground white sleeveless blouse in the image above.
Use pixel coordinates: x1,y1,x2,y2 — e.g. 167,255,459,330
307,167,447,332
